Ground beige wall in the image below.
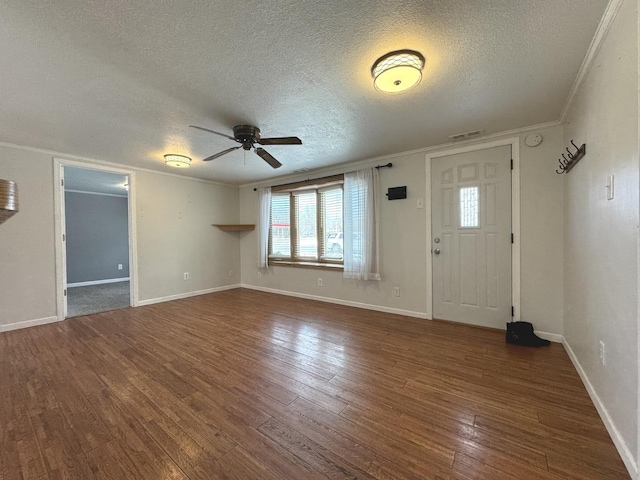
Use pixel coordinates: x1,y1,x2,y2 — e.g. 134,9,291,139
0,146,58,327
562,0,638,469
0,144,241,329
519,125,565,334
240,150,429,316
136,170,240,303
0,123,567,332
239,124,565,334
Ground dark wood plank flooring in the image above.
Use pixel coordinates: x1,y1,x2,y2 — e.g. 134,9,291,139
0,288,630,479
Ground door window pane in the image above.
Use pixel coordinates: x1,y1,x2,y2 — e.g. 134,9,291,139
459,186,479,228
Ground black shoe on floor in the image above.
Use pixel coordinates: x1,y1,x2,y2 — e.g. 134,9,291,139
506,321,551,347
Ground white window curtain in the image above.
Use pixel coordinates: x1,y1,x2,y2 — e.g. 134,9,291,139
343,168,380,280
257,186,271,268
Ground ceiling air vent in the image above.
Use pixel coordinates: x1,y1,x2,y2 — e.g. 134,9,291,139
293,168,311,173
449,129,485,141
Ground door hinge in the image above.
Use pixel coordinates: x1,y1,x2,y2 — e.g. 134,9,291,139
511,233,514,243
510,159,513,170
61,179,64,187
511,306,514,316
64,289,67,297
63,233,66,242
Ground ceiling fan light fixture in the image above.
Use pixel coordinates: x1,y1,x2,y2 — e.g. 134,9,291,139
190,124,301,169
372,49,425,94
164,154,192,168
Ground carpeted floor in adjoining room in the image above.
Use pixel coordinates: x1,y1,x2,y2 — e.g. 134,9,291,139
67,281,130,317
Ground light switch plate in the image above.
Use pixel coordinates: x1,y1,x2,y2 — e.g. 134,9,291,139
606,175,614,200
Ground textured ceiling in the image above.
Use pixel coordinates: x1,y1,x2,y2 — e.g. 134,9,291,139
1,0,608,185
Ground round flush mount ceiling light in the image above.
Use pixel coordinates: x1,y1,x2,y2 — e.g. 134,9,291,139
371,49,425,94
164,154,192,168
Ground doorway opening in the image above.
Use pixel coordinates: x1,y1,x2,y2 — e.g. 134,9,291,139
54,160,138,319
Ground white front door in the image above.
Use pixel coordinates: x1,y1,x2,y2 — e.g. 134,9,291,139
431,145,512,329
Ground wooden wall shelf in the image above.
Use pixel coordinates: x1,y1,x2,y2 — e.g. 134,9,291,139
213,224,255,232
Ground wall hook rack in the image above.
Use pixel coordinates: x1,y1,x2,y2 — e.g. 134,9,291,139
556,140,586,174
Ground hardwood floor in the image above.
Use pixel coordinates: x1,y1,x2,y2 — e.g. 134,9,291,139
0,288,630,479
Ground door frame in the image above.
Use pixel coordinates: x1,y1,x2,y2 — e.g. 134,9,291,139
425,137,521,321
53,158,139,320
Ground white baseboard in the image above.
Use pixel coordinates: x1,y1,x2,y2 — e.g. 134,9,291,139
1,284,239,332
562,338,638,478
67,277,130,287
240,284,428,319
137,284,241,307
534,331,563,343
0,316,61,333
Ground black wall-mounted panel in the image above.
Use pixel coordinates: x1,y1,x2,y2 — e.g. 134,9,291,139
386,186,407,200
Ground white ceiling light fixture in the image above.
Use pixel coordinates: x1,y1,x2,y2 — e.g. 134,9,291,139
164,154,192,168
371,49,425,94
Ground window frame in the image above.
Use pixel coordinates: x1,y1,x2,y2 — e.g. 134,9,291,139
268,175,344,269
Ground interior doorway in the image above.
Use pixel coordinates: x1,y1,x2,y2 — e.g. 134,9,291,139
54,160,138,319
425,138,521,326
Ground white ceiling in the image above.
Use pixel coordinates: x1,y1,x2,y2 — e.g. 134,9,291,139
1,0,608,185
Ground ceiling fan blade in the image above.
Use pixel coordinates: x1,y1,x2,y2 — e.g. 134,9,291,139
203,146,241,162
189,125,236,141
258,136,302,145
255,148,282,169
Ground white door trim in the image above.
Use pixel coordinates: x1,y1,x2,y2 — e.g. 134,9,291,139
425,137,520,321
53,162,67,319
53,158,139,320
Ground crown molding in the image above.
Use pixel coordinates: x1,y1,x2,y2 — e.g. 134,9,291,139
0,140,235,188
560,0,624,123
239,119,561,189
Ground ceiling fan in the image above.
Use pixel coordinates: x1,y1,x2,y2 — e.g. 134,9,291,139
190,124,302,169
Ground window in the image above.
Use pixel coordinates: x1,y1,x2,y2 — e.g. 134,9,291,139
270,194,291,257
322,188,343,260
459,186,479,228
269,176,343,266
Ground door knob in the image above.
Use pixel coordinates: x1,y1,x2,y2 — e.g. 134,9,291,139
433,248,441,255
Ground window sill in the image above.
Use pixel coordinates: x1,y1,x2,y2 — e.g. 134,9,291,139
270,261,344,271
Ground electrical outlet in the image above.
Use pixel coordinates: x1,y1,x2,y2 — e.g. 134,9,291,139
317,278,323,287
258,271,262,278
229,270,233,277
183,272,190,280
118,264,123,270
417,198,424,209
393,287,400,297
598,341,606,366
